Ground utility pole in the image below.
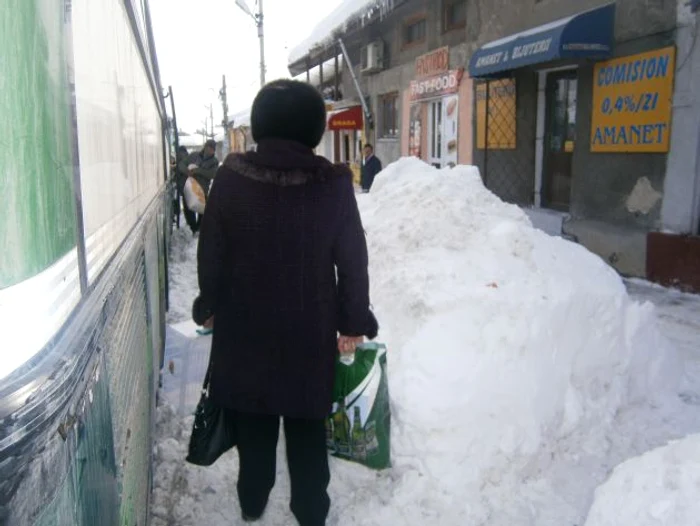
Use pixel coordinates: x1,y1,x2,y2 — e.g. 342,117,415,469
203,103,214,140
258,0,266,87
236,0,265,87
197,120,208,145
220,75,229,156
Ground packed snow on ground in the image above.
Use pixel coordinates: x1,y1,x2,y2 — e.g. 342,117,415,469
152,158,700,525
166,227,199,325
584,433,700,526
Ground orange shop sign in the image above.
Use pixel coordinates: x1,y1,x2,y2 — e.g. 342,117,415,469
415,46,449,78
328,106,363,130
410,69,464,101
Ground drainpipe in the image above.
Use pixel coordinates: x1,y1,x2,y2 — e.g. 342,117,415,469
693,119,700,234
338,38,373,128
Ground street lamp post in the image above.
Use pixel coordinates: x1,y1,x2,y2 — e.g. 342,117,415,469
236,0,266,87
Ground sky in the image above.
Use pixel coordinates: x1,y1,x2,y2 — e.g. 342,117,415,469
149,0,342,136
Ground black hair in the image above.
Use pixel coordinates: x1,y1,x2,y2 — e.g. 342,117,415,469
251,79,327,149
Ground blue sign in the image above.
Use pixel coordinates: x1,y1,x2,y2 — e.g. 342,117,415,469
468,3,616,78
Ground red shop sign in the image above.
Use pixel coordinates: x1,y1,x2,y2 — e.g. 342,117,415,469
410,69,464,101
415,46,449,78
328,106,363,130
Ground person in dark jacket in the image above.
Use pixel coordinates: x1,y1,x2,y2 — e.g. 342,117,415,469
195,79,378,526
178,139,219,234
360,143,382,192
173,146,189,227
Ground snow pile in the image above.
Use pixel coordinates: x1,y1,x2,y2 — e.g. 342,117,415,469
353,158,681,523
584,434,700,526
153,158,691,526
288,0,397,64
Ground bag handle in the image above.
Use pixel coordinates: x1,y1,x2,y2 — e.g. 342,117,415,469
202,357,214,395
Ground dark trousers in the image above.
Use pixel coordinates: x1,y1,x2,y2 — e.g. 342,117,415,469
235,412,330,526
182,199,201,233
173,188,181,228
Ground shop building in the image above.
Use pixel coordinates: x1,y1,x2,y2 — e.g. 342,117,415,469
288,0,474,169
288,0,700,286
467,0,700,283
228,108,255,153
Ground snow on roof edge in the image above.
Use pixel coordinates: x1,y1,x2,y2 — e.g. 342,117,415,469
230,108,252,128
288,0,390,65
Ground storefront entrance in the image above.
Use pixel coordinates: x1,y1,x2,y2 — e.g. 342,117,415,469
542,71,578,211
408,54,463,168
426,95,459,169
428,100,443,168
325,104,364,184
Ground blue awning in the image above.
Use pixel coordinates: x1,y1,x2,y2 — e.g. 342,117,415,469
468,3,616,78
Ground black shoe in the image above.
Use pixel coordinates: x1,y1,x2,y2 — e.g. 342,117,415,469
242,512,261,522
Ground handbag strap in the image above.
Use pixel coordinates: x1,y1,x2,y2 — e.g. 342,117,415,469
202,357,214,394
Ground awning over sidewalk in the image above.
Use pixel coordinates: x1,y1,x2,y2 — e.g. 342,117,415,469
328,105,363,131
468,3,615,78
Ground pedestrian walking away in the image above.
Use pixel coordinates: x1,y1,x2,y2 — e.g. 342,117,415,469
178,139,219,234
194,79,379,526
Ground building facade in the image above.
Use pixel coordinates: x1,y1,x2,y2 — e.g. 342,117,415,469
289,0,700,287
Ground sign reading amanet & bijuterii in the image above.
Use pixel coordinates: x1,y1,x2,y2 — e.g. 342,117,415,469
590,46,676,153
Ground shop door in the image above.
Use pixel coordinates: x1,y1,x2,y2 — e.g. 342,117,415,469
333,131,340,163
428,100,443,168
543,71,577,211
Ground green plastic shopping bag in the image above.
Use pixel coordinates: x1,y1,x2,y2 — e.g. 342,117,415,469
326,342,390,470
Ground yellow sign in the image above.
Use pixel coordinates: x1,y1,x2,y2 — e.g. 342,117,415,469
331,120,358,127
591,46,676,153
476,79,516,150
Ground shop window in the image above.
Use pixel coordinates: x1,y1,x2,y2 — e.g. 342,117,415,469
443,0,466,31
379,92,399,138
403,16,427,47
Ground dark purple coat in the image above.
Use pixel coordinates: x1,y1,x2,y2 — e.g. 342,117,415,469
196,139,378,419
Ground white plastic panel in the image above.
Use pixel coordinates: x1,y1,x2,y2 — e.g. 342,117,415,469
72,0,164,283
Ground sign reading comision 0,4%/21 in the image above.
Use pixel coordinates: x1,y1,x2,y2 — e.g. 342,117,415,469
591,46,676,153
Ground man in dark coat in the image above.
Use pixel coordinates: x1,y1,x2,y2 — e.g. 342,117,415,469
173,146,189,227
195,79,378,526
360,143,382,192
178,139,219,234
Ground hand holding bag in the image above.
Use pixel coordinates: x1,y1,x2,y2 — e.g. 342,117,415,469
185,360,237,466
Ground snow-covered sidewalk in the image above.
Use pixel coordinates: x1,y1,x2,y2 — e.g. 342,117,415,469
153,160,700,526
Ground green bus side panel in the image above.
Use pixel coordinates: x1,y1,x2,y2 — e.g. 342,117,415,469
0,0,77,288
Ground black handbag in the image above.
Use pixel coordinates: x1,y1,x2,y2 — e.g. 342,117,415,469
185,361,237,466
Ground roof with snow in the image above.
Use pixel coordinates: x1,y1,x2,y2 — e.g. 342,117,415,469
230,108,252,128
288,0,401,69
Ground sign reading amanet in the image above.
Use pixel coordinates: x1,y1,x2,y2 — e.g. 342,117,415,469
590,46,675,153
410,69,463,102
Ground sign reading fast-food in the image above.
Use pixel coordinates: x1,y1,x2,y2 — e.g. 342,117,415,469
409,69,464,101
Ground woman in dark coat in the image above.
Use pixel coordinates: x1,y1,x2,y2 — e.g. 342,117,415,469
194,79,378,526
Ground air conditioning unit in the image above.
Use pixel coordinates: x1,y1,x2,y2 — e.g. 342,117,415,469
361,40,384,74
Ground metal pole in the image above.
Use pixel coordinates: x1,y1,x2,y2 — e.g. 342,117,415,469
168,86,182,229
484,81,489,186
221,75,229,156
258,0,266,87
334,51,340,100
210,103,214,138
168,86,179,153
338,38,371,124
